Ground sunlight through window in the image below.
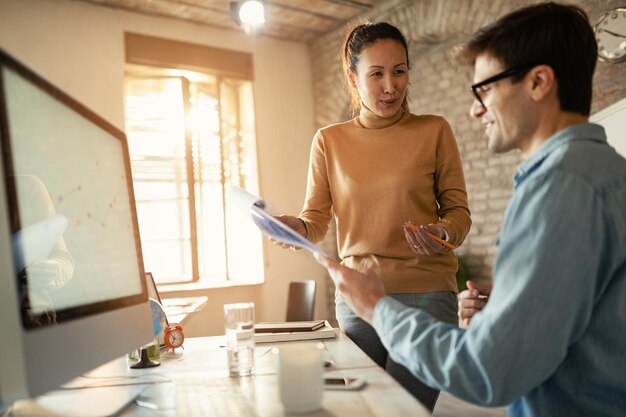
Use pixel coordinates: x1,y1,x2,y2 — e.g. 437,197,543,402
124,67,263,284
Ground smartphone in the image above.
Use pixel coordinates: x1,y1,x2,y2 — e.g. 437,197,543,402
323,377,367,391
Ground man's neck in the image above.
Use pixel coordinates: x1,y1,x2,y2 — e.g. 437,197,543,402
521,110,588,159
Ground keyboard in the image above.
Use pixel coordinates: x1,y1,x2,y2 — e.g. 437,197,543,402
175,378,258,417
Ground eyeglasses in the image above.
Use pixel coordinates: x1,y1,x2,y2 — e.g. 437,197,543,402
470,63,540,109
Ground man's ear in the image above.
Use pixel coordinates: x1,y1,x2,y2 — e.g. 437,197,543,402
346,68,357,88
528,65,556,102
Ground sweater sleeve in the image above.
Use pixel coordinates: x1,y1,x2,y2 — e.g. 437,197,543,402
298,130,333,244
434,118,471,246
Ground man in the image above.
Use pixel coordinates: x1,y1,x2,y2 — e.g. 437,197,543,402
315,3,626,416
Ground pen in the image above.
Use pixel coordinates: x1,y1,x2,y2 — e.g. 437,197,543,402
426,232,457,250
406,223,457,250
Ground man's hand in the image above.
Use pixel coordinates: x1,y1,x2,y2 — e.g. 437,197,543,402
26,259,63,290
458,280,492,326
314,253,385,324
272,215,307,250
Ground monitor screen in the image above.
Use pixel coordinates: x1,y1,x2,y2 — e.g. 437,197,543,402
0,49,152,408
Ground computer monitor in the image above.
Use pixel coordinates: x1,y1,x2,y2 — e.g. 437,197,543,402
0,49,152,409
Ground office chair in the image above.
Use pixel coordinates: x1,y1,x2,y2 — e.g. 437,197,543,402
286,280,316,321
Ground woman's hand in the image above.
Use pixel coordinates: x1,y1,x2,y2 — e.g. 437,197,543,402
272,215,307,250
403,221,451,256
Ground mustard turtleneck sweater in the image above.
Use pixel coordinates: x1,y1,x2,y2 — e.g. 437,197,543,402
299,108,471,293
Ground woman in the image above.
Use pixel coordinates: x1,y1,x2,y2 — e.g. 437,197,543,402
276,20,471,411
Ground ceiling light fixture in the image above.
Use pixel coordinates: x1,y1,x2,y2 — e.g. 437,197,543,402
230,1,266,36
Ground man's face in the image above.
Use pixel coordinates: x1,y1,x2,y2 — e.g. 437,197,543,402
469,54,535,154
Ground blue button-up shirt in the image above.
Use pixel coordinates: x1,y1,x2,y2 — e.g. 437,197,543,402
373,123,626,417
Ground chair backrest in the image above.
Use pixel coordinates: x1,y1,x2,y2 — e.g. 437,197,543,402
286,280,316,321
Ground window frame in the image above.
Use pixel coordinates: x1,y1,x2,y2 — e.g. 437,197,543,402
124,34,262,286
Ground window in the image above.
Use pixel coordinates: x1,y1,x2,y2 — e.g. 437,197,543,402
124,65,263,284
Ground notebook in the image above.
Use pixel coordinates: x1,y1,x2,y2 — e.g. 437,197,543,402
145,272,208,321
254,321,336,344
254,320,325,333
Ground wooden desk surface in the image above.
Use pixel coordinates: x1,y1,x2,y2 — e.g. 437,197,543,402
57,332,430,417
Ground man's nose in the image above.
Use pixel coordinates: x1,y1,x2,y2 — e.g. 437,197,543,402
469,99,486,118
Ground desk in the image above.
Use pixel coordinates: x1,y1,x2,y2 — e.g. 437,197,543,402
123,331,428,417
25,331,430,417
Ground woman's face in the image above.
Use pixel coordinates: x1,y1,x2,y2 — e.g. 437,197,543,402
348,38,409,118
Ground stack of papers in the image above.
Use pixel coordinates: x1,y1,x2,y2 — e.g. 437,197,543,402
229,187,326,256
254,320,336,344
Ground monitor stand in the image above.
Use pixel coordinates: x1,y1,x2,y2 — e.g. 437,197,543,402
130,348,160,369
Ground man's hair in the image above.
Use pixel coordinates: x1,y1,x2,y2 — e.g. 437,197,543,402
458,2,597,116
341,20,410,116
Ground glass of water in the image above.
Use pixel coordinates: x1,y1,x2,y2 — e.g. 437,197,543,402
223,302,255,376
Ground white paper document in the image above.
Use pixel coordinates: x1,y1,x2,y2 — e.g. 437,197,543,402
229,187,326,256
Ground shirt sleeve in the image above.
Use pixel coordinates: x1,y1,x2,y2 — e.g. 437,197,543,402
373,170,603,406
433,118,471,246
298,130,333,243
23,176,75,289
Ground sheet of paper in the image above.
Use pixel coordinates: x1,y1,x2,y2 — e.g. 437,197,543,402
229,187,326,256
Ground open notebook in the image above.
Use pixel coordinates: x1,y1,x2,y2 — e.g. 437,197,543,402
145,272,207,322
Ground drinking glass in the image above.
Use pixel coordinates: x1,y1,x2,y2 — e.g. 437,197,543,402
223,302,255,376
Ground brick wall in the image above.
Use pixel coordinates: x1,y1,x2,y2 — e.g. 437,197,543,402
309,0,626,321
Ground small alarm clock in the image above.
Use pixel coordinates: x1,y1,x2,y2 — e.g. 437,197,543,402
163,323,185,350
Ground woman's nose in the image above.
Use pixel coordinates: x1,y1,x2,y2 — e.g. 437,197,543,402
383,75,396,94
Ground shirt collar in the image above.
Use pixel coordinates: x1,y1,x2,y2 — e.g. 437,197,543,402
513,123,607,186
